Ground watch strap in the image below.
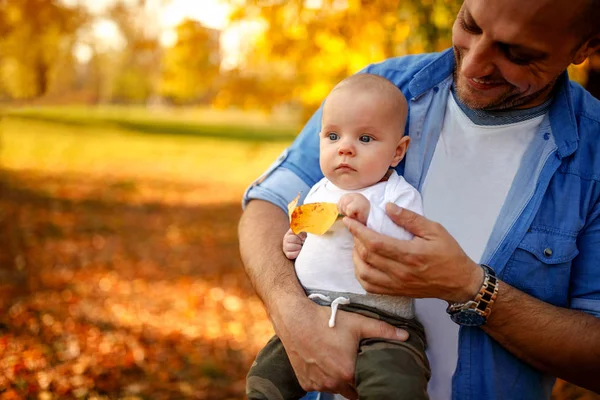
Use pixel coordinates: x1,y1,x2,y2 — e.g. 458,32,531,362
446,264,499,326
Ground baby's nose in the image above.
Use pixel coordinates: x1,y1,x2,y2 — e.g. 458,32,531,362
338,142,355,156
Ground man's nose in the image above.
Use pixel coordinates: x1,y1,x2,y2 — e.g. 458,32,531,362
461,36,497,78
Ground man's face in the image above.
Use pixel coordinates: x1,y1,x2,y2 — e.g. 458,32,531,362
452,0,590,110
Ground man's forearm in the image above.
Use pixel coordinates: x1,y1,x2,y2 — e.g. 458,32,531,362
238,200,307,317
484,282,600,392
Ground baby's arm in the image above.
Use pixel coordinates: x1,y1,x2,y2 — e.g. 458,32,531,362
282,228,307,259
338,193,370,225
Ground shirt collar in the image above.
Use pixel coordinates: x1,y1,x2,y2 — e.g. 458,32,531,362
548,73,579,158
408,48,455,100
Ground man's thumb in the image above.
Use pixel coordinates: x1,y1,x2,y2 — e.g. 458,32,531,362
385,203,431,238
360,318,409,342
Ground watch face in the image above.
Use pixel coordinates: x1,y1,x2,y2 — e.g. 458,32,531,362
450,310,486,327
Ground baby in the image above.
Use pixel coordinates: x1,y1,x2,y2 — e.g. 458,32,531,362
246,73,430,400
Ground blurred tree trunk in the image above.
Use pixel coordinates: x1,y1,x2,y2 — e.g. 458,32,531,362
0,0,86,99
35,57,49,96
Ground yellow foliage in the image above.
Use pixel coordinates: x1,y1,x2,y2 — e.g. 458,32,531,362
315,32,347,54
287,194,301,221
568,60,590,86
289,201,340,235
288,24,308,40
394,24,411,43
296,80,334,108
6,4,22,24
159,19,220,103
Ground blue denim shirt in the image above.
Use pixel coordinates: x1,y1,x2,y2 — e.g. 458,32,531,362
243,48,600,400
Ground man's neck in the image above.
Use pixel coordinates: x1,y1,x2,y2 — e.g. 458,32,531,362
450,84,553,126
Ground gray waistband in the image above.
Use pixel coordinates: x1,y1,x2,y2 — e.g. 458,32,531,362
305,288,415,319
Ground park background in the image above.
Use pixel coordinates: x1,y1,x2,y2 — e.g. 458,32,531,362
0,0,599,399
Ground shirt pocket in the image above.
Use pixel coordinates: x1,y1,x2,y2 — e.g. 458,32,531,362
502,228,579,307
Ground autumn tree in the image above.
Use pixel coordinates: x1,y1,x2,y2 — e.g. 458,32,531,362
223,0,461,116
0,0,87,99
159,19,221,104
105,1,162,103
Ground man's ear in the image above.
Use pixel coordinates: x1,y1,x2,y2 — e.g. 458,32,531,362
390,136,410,167
573,35,600,65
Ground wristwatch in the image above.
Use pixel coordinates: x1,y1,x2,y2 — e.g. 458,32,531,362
446,264,499,326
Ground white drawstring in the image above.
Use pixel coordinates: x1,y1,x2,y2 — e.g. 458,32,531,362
308,294,350,328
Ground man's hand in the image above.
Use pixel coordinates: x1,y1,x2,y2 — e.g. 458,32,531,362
343,203,483,302
274,295,409,400
283,228,307,259
338,193,370,225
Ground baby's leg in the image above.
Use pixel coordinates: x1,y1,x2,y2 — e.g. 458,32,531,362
343,307,430,400
355,334,430,400
246,335,307,400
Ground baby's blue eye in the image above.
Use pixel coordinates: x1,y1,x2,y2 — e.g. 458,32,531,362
359,135,372,143
328,132,339,141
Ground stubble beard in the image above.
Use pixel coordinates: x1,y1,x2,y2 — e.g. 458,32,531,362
452,47,558,111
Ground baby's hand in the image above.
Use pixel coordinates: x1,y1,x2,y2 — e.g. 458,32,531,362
337,193,370,225
283,228,307,260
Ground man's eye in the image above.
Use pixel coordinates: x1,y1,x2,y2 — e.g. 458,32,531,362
496,43,540,66
359,135,372,143
506,52,533,66
459,18,480,34
328,132,339,140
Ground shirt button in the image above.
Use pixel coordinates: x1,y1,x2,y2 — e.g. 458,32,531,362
544,248,553,257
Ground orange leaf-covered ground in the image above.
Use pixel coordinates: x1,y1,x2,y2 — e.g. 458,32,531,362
0,169,275,399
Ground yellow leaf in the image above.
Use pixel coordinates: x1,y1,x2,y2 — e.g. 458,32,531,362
290,202,339,235
287,193,301,221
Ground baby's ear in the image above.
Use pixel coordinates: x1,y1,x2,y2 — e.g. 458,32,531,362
391,136,410,167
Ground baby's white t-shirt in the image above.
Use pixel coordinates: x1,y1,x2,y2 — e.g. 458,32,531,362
295,171,423,296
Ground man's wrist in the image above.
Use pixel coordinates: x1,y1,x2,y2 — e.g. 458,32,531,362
447,264,499,326
454,259,485,303
269,292,315,333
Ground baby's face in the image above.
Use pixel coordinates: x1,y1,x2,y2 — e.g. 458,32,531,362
319,88,407,190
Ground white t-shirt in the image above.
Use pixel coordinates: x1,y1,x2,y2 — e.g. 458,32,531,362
416,93,545,400
296,171,422,297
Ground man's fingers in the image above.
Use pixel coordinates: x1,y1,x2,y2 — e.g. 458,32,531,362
385,203,438,239
344,217,413,259
343,217,393,251
359,316,409,342
352,251,398,294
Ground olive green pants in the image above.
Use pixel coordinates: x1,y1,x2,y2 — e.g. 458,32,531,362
246,303,430,400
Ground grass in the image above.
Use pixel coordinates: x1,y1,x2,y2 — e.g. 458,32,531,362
4,105,300,143
0,109,292,193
